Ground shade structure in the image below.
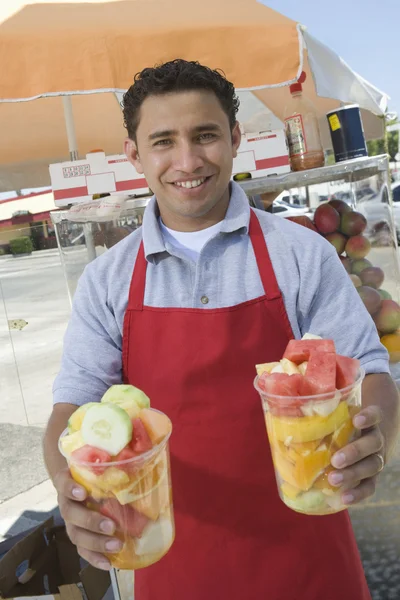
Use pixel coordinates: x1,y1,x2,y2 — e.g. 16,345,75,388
0,0,389,192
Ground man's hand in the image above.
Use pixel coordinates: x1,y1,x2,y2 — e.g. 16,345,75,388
55,468,122,571
328,406,385,505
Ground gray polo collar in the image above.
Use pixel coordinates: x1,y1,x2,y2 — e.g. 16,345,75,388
142,181,251,261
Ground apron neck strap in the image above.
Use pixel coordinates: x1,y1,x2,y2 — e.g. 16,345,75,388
127,240,147,310
249,209,281,300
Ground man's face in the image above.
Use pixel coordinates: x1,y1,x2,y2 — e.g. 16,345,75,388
125,90,241,230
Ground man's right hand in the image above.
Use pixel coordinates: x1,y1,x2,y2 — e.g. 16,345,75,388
55,468,122,571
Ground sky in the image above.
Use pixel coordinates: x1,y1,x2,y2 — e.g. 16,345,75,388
262,0,400,118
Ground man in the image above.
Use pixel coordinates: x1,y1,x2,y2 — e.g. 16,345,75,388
44,60,399,599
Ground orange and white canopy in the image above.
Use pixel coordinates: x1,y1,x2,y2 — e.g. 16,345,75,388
0,0,389,191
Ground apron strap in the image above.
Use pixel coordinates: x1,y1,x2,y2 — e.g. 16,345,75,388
249,209,281,300
127,240,146,310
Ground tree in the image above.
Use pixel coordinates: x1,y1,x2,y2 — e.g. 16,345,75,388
367,120,399,160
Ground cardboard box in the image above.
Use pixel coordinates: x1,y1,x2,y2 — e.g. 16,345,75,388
0,518,111,600
233,129,290,179
49,152,150,207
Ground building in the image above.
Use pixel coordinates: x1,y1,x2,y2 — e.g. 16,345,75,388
0,190,60,252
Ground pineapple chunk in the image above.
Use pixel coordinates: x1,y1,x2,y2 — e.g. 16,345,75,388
256,362,280,376
280,358,300,375
96,467,130,492
67,403,98,433
298,361,308,376
60,431,84,457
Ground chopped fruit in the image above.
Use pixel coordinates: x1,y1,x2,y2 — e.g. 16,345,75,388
255,362,280,376
298,361,308,376
255,336,362,516
100,499,149,538
71,445,112,474
81,403,132,456
304,351,336,394
280,358,300,375
96,467,130,491
283,339,335,364
115,453,167,505
268,400,350,444
336,355,360,389
115,447,139,472
313,467,336,492
131,480,170,521
134,517,174,556
60,430,84,457
67,403,98,433
139,409,172,446
331,418,355,449
280,482,302,500
292,446,332,491
101,384,150,418
132,418,153,453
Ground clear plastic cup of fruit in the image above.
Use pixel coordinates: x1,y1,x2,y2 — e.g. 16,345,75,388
254,340,365,515
58,387,174,570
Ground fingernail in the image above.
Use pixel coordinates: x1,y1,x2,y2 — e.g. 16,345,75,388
105,539,122,552
331,452,346,468
100,520,115,534
342,493,354,505
97,560,111,571
329,472,344,486
354,415,367,428
72,487,85,500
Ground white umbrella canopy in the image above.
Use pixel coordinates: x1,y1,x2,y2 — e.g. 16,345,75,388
0,0,390,193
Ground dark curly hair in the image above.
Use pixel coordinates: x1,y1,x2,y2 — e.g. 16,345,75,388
122,59,240,141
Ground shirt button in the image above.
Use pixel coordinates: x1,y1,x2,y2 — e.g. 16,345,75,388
201,295,209,305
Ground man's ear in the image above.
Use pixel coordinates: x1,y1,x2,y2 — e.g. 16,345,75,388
124,137,144,174
231,121,242,158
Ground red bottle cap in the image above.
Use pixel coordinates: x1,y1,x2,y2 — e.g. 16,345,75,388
290,71,307,94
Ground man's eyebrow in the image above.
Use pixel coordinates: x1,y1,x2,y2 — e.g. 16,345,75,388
148,123,222,141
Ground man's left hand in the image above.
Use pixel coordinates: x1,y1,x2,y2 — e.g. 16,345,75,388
328,406,385,505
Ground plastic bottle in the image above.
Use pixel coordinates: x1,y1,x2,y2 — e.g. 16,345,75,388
284,72,325,171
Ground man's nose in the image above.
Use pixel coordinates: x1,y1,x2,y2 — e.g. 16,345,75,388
172,141,205,173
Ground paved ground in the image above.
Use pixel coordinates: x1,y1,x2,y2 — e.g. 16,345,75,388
0,247,399,599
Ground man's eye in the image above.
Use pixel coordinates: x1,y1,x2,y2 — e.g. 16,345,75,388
154,139,171,147
199,133,217,141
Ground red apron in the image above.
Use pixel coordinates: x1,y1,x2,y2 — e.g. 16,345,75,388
122,210,371,600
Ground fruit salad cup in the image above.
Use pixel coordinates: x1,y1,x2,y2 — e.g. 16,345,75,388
59,405,174,570
254,369,365,515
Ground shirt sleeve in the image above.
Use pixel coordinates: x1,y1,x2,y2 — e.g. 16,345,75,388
52,264,124,406
298,247,390,375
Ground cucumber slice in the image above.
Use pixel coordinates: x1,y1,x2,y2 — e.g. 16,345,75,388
101,385,150,418
81,403,133,455
68,402,98,433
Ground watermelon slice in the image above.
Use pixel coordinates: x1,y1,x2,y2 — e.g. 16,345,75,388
131,418,153,453
100,498,149,538
304,351,336,395
258,373,316,417
336,355,360,389
283,339,335,364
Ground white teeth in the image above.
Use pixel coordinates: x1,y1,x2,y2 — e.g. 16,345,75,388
175,178,206,189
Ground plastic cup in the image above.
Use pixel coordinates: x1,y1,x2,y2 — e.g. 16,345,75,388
59,411,174,570
254,369,365,515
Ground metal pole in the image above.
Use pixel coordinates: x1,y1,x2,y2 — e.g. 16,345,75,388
62,96,79,161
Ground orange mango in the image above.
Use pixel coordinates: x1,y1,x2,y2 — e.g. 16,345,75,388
293,447,332,491
331,418,355,449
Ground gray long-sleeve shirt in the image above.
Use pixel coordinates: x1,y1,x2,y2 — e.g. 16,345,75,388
53,182,389,406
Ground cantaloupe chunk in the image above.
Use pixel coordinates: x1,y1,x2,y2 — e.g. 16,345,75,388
132,480,170,520
139,409,172,445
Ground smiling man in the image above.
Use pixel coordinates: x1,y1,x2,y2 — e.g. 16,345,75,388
44,60,399,600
